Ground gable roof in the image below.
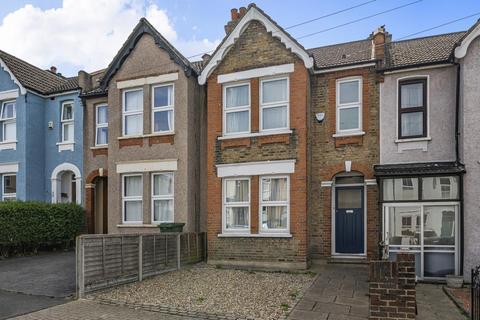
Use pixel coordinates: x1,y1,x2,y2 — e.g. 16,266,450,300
382,31,466,71
307,39,374,70
198,4,314,85
100,18,198,90
454,19,480,58
0,49,79,95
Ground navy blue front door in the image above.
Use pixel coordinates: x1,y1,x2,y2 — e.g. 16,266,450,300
335,187,364,254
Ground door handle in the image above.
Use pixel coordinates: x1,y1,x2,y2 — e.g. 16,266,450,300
346,210,354,213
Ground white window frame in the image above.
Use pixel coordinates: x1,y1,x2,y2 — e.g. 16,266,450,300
95,104,108,146
222,177,251,233
222,82,251,136
61,101,74,143
1,100,16,143
259,175,290,234
259,76,290,132
122,88,144,137
151,83,175,134
2,173,16,201
336,77,363,134
122,174,143,224
151,172,175,224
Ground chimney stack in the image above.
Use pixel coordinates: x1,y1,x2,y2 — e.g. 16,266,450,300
231,8,239,21
78,70,92,93
201,53,211,63
225,6,249,34
371,25,387,63
239,7,247,17
50,66,57,74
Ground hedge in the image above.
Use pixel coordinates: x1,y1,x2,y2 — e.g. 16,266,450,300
0,201,85,255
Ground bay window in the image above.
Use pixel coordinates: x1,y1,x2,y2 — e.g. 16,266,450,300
0,101,16,142
123,89,143,136
122,174,143,223
260,176,289,233
398,79,427,139
260,78,289,131
95,104,108,146
152,84,174,133
223,83,250,135
61,102,74,142
2,174,16,201
336,77,362,134
152,172,174,223
223,178,250,232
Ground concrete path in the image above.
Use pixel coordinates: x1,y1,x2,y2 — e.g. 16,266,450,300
416,283,467,320
10,299,199,320
0,251,75,319
288,263,369,320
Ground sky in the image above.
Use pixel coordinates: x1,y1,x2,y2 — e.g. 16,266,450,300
0,0,479,77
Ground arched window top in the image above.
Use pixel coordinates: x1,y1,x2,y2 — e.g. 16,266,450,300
334,171,364,185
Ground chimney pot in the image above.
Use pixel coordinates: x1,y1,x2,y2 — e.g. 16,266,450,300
201,54,211,63
50,66,57,74
239,7,247,17
231,8,239,20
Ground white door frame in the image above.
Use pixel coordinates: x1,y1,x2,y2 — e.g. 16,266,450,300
51,162,82,205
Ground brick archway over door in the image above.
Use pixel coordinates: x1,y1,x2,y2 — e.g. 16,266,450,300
85,169,108,234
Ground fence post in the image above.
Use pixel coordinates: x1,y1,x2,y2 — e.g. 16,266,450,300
138,235,143,281
177,233,181,270
76,236,85,298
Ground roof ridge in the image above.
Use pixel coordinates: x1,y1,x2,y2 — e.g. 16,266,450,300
307,38,370,51
390,30,466,44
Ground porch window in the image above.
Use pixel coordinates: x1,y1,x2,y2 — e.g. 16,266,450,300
61,102,74,142
260,78,289,131
122,174,143,223
223,178,250,232
0,101,16,142
398,79,427,139
260,176,289,233
2,174,16,201
152,172,174,223
122,89,143,136
152,84,174,133
223,83,250,135
95,104,108,146
336,77,362,134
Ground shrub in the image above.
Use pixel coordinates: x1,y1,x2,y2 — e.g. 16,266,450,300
0,201,85,256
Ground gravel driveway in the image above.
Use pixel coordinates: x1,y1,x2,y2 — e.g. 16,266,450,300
92,264,315,320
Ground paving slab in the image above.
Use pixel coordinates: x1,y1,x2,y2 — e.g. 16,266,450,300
0,289,68,320
416,283,467,320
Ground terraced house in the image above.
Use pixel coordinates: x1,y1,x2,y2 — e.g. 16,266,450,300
0,51,83,204
80,18,205,235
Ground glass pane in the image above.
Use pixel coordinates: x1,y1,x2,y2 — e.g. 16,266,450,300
2,102,15,119
262,106,287,130
337,189,362,208
225,207,249,229
339,107,359,130
124,200,142,222
153,173,174,196
124,90,143,111
401,82,424,108
339,80,359,104
384,178,419,201
154,85,173,108
424,253,455,278
422,176,459,200
424,206,455,246
226,111,249,133
125,114,142,135
388,206,421,246
225,180,249,202
4,122,16,141
4,175,16,194
153,110,173,132
336,176,364,185
401,112,423,137
262,79,287,103
96,127,108,145
97,106,108,124
62,104,73,120
124,176,142,197
262,206,287,230
225,85,249,108
262,177,287,202
153,199,174,222
62,123,73,142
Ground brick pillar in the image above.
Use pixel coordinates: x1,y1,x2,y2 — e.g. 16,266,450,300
85,184,95,234
369,253,416,319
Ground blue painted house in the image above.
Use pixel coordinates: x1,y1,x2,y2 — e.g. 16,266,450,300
0,50,83,204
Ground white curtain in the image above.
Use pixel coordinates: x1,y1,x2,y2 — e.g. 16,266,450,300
401,83,423,108
262,177,287,201
125,114,142,135
4,121,16,141
226,111,248,133
339,80,359,104
263,106,287,129
154,199,173,222
97,106,108,124
226,207,248,228
125,90,143,111
226,85,249,108
1,102,15,119
154,173,173,196
153,110,173,132
125,201,142,221
125,176,142,197
225,179,249,202
339,106,359,130
262,79,287,103
96,127,108,145
262,206,287,229
401,112,423,136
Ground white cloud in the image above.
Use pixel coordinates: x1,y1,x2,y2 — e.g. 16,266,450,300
0,0,219,75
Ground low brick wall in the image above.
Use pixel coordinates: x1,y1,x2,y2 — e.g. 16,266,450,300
369,253,416,319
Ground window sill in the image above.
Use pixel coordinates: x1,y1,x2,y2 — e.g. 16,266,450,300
395,137,431,143
218,130,292,140
57,142,74,152
332,131,365,138
144,132,175,137
218,233,292,238
118,135,143,140
0,141,17,150
90,145,108,150
117,224,158,228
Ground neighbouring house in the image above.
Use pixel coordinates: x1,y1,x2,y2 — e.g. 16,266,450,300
375,32,466,280
454,19,480,281
80,18,205,235
0,50,83,204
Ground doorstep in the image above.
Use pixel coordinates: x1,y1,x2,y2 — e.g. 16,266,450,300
327,256,368,265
